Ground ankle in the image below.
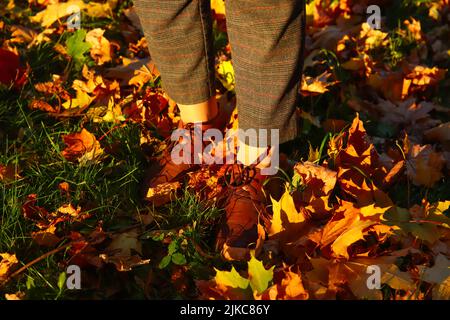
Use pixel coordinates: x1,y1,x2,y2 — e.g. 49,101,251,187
237,143,273,168
178,96,218,124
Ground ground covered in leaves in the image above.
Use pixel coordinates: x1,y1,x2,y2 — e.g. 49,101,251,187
1,0,450,300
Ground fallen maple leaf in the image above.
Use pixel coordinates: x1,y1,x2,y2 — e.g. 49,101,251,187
32,225,60,247
67,227,106,268
383,201,450,244
4,291,26,300
105,57,158,86
293,161,337,217
269,188,307,238
29,99,57,113
330,257,415,298
331,219,376,259
0,163,20,183
23,199,88,247
300,71,338,96
406,143,445,187
359,22,389,51
216,60,235,91
21,194,49,221
9,25,38,45
425,122,450,143
61,128,104,163
128,64,156,89
30,0,115,27
85,28,112,65
0,253,18,282
432,276,450,299
211,0,226,15
198,253,274,299
367,71,405,101
0,48,27,88
318,200,360,248
145,181,182,207
256,265,309,300
403,65,446,97
100,228,150,271
418,254,450,287
334,115,384,199
403,18,424,42
306,0,343,28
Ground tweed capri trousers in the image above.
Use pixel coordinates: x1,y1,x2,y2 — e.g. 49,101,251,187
133,0,306,146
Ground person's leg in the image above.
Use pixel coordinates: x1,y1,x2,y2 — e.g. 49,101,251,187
226,0,306,162
134,0,227,205
133,0,217,122
217,0,306,260
178,97,218,123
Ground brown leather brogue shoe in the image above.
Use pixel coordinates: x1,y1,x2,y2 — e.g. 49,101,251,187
216,164,270,260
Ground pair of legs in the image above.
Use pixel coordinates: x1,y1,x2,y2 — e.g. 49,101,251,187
134,0,306,259
133,0,306,164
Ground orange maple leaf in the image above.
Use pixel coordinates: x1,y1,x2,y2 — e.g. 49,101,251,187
61,128,104,163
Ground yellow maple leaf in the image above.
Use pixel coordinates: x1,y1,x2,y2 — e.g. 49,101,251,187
359,22,389,51
360,203,392,218
211,0,226,15
331,220,376,259
269,189,306,237
216,60,235,91
62,89,93,109
214,266,249,289
406,144,445,188
404,18,423,41
85,28,111,66
300,71,338,96
31,0,116,27
4,291,25,300
0,253,18,282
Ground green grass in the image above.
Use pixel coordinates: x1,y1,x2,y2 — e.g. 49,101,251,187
0,18,228,298
0,83,225,298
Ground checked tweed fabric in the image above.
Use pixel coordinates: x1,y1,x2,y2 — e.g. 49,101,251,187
133,0,306,145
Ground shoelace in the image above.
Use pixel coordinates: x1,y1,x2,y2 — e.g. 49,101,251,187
221,164,267,227
223,164,258,187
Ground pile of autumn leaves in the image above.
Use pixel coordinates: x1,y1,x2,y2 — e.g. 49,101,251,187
199,0,450,300
198,115,450,299
1,0,450,300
